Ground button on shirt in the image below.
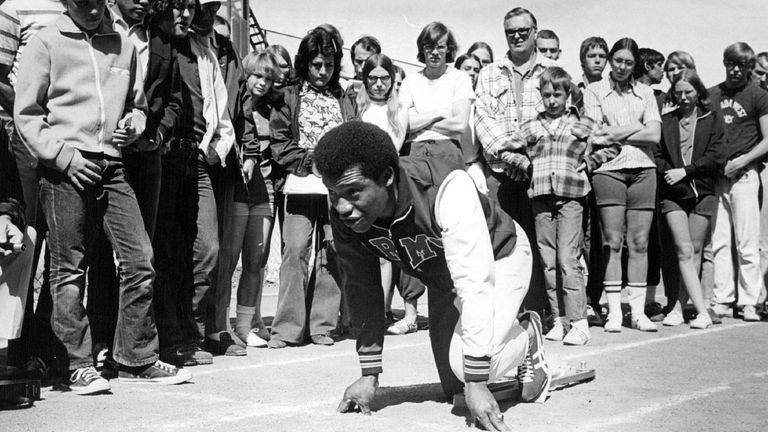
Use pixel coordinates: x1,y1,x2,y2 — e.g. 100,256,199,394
583,77,661,172
475,53,558,172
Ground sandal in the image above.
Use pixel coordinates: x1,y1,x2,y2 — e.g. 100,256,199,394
386,319,418,335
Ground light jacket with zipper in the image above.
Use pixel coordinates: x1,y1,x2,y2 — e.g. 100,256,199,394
653,107,726,201
14,13,147,172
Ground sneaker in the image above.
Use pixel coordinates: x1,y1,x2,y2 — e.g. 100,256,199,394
310,334,334,346
706,308,723,325
544,318,565,341
267,338,288,349
182,344,213,365
203,333,247,356
662,309,684,326
562,320,590,346
586,305,603,327
741,305,760,322
689,313,712,329
645,301,665,322
517,311,551,403
160,345,197,367
386,319,418,335
118,361,192,385
631,314,659,332
93,345,120,380
69,366,110,395
244,329,269,348
604,313,622,333
711,303,733,318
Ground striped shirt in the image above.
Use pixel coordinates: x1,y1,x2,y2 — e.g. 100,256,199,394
583,77,661,172
0,0,64,87
475,53,558,172
501,108,620,198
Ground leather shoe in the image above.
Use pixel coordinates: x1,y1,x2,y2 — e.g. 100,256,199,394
204,333,247,356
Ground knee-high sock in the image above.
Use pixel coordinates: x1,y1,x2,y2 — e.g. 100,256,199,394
627,282,647,317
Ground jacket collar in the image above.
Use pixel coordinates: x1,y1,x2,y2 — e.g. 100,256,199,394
664,106,713,121
57,12,117,37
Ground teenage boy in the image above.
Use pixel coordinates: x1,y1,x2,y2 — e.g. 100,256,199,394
535,29,561,61
14,0,191,395
576,37,608,89
316,121,551,432
500,67,619,345
709,42,768,321
343,35,381,103
152,0,235,366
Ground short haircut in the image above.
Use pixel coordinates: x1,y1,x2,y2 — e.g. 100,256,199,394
315,122,400,182
723,42,756,70
295,26,343,92
536,29,559,44
539,66,572,93
454,53,482,70
664,50,697,72
351,36,382,60
416,21,458,63
669,69,710,110
242,50,281,82
639,48,664,67
579,36,608,64
468,41,494,63
503,7,537,28
609,37,643,77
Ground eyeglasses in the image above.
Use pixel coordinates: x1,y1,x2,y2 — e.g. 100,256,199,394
423,44,448,53
538,47,559,54
724,61,750,70
505,27,534,39
366,75,391,85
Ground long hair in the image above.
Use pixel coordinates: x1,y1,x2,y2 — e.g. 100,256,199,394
609,37,643,79
356,54,404,139
266,44,296,88
294,26,343,94
416,21,458,64
468,41,494,63
148,0,197,31
670,69,710,111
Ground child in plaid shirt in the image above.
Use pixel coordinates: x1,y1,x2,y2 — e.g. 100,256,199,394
499,67,619,345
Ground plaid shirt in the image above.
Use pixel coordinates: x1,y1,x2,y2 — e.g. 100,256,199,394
475,53,558,173
499,108,620,198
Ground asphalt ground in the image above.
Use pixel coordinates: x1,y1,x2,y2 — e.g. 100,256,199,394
5,282,768,432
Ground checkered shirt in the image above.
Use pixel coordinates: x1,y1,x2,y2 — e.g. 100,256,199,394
499,108,620,198
475,54,559,173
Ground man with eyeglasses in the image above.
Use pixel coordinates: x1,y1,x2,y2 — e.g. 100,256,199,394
475,7,557,317
535,29,560,61
708,42,768,322
343,35,381,103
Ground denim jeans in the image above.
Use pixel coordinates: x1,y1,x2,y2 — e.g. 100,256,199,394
86,146,162,349
154,148,219,348
532,196,587,322
271,194,341,343
39,155,158,369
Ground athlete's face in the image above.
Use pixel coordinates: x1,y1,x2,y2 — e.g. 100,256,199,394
324,165,395,234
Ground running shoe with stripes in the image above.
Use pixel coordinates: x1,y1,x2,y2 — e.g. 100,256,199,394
69,366,111,395
118,361,192,385
517,311,551,403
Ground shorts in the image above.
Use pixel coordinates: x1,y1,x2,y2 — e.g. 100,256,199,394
660,194,716,217
406,139,464,170
593,168,656,210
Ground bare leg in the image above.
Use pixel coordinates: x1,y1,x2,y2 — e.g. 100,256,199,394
664,210,709,318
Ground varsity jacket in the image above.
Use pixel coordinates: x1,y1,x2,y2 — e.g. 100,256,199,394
654,107,726,201
14,13,147,172
331,157,518,382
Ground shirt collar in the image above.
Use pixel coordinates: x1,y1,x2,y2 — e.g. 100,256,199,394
607,74,641,98
498,52,553,77
536,106,581,122
57,12,116,36
109,6,144,34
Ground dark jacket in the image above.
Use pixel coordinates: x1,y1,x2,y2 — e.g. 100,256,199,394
0,127,25,228
654,107,726,201
143,29,180,146
331,157,517,375
212,31,266,203
269,82,357,176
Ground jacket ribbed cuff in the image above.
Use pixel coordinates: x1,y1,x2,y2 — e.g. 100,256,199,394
359,351,382,375
464,355,491,382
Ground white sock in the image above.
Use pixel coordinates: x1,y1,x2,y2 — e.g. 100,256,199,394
236,305,257,335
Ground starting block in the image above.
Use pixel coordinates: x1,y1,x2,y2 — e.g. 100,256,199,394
453,362,596,408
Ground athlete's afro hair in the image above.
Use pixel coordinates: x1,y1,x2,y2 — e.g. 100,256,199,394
315,122,399,182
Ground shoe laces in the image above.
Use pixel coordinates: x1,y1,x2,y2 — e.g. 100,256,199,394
518,354,534,384
71,366,99,383
154,360,178,375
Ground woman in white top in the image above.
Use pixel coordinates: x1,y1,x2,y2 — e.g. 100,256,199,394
400,21,474,168
357,54,420,335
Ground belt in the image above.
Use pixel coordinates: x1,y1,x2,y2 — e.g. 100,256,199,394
169,138,198,151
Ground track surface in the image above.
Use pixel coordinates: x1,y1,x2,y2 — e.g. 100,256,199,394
5,286,768,432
